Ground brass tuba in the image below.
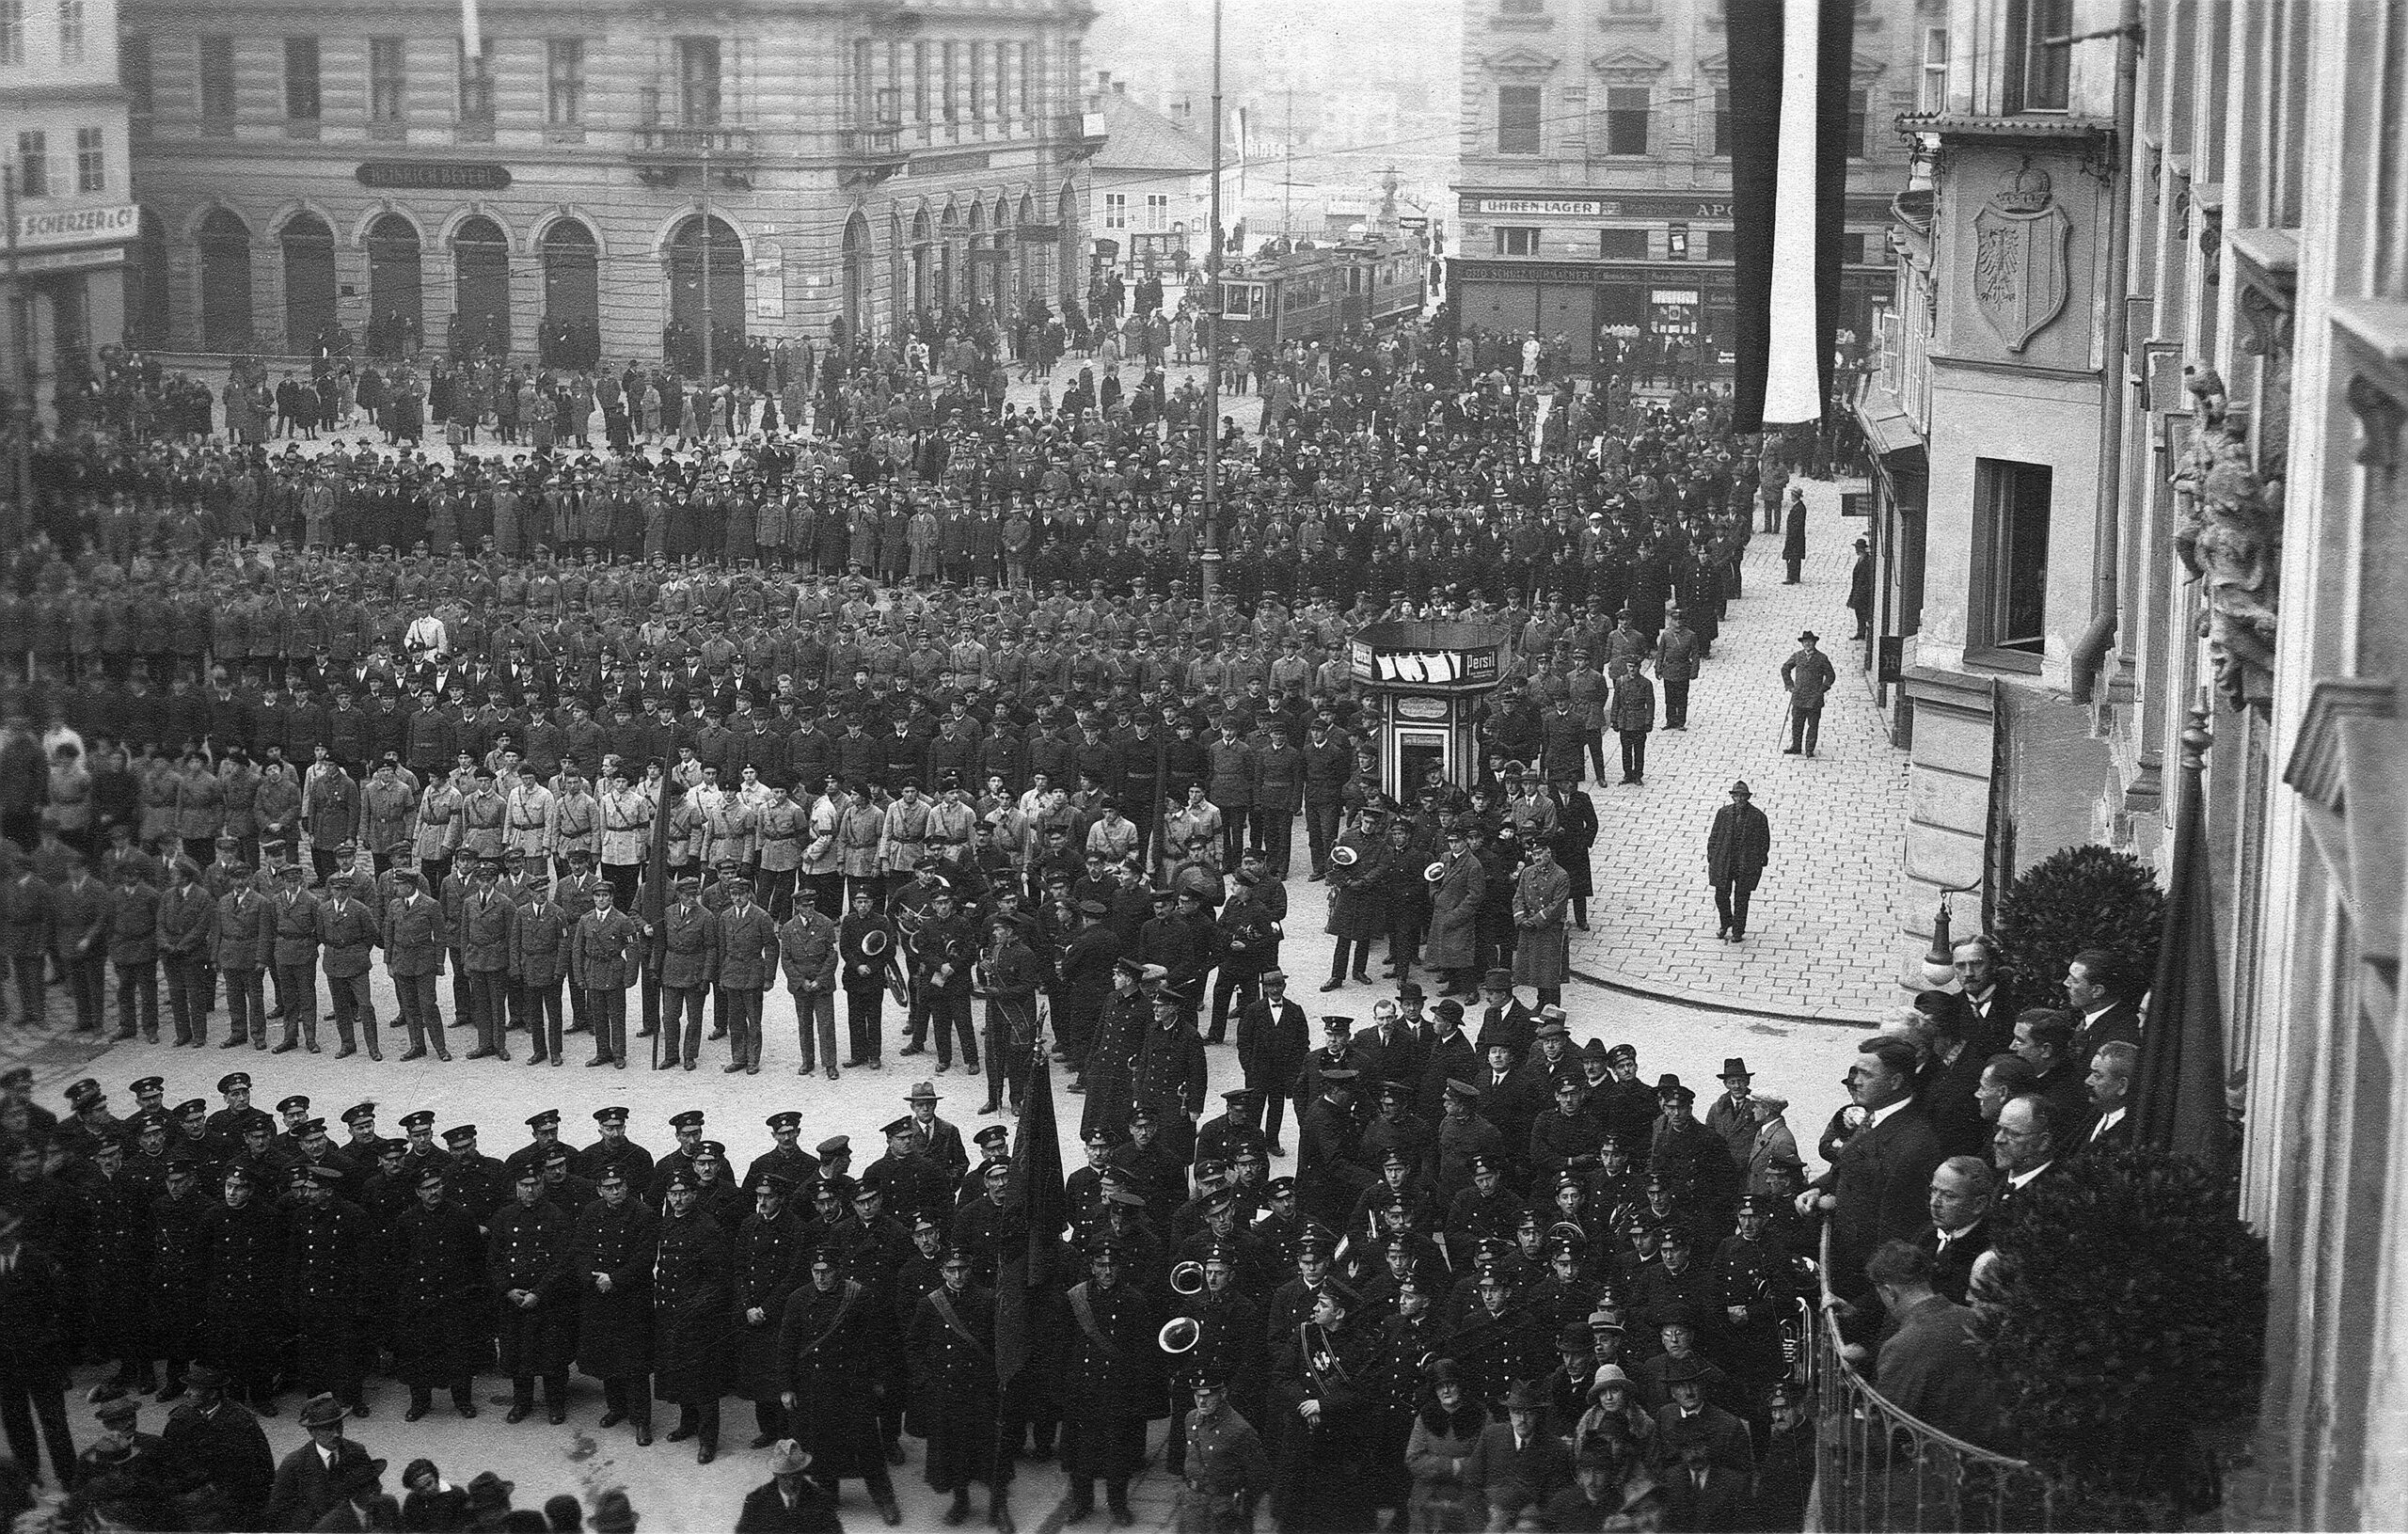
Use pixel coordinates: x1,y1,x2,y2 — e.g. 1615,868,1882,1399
1170,1260,1207,1296
1160,1315,1201,1353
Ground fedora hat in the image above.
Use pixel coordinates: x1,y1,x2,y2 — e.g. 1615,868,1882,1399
769,1439,813,1476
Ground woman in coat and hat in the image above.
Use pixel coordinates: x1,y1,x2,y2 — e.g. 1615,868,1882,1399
1403,1358,1491,1534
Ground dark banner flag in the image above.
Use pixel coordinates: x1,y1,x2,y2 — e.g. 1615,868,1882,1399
996,1038,1067,1390
2135,773,2230,1168
1725,0,1858,433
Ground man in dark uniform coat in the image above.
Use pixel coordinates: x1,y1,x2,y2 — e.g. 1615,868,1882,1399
489,1163,577,1425
198,1162,288,1414
572,1164,658,1443
743,1111,822,1195
655,1168,734,1463
1055,1239,1165,1526
778,1247,901,1523
1235,969,1309,1154
1298,1069,1373,1231
392,1165,488,1420
905,1247,1002,1526
578,1104,655,1188
285,1162,372,1415
732,1175,812,1448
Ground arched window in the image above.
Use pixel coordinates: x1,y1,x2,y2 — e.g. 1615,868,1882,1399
841,213,872,344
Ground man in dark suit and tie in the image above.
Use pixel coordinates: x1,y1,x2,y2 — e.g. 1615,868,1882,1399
2010,1009,2094,1143
1463,1380,1573,1529
2066,948,2144,1060
1911,995,1994,1161
2077,1040,2139,1156
1800,1036,1944,1299
1990,1094,2067,1210
1917,1156,1997,1305
1946,936,2020,1054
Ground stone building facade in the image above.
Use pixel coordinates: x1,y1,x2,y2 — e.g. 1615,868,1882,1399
122,0,1100,360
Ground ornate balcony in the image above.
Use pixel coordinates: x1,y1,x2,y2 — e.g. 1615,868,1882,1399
627,123,757,187
838,120,910,190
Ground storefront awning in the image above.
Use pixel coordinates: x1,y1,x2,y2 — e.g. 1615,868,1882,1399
1853,384,1927,510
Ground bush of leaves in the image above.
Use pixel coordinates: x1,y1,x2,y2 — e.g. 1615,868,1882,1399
1995,845,2166,1009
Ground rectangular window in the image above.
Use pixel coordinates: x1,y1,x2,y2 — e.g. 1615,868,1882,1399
1711,87,1730,156
942,41,958,120
995,40,1007,120
14,131,43,197
200,34,237,125
1018,42,1032,116
1496,85,1540,154
1146,194,1168,230
547,39,584,126
1703,228,1736,262
368,38,405,123
1103,192,1127,229
1598,227,1647,259
457,40,494,128
1840,231,1868,264
969,41,984,119
1978,459,2052,655
677,37,721,126
121,35,152,118
1498,0,1545,13
1495,226,1538,256
284,38,321,121
0,1,22,67
56,0,82,64
74,125,103,191
913,41,929,119
1846,87,1869,157
2004,0,2071,112
1920,26,1949,112
1605,86,1650,155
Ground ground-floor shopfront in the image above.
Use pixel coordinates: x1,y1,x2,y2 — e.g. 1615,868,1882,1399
4,202,135,423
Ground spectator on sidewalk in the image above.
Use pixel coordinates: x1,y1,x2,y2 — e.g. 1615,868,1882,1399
1780,633,1837,758
1782,488,1809,584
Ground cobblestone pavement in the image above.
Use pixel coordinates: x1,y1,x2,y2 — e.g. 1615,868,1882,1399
1563,475,1913,1024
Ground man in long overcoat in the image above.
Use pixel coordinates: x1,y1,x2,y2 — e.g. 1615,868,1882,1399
1510,842,1571,1008
654,1169,733,1461
391,1165,490,1420
778,1247,902,1522
1422,826,1487,1001
572,1164,659,1442
488,1163,577,1424
1704,781,1771,942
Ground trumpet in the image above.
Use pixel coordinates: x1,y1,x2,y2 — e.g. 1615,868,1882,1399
1170,1261,1206,1296
1160,1315,1201,1353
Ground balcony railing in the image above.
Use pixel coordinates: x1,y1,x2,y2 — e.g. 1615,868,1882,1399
1812,1230,2060,1531
629,123,756,159
839,123,903,157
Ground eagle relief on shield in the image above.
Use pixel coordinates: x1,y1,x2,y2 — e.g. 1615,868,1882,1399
1973,159,2073,353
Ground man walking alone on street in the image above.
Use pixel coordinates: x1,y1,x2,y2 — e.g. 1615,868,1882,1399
1706,782,1770,943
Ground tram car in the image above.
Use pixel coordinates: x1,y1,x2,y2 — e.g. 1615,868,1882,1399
1217,236,1426,350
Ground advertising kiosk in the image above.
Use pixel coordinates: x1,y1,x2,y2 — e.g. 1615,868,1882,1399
1348,619,1516,797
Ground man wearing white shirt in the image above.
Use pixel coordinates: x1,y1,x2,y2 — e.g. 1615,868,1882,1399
403,613,449,661
1990,1095,2062,1201
2082,1040,2139,1153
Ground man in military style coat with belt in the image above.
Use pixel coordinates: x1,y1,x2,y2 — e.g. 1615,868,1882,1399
904,1246,1002,1526
778,1246,902,1524
570,879,642,1067
571,1164,658,1444
1055,1238,1166,1526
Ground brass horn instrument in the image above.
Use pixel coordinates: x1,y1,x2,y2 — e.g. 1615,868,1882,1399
1170,1260,1207,1296
1160,1315,1202,1353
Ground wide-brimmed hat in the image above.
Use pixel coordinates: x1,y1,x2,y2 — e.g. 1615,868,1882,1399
769,1439,813,1476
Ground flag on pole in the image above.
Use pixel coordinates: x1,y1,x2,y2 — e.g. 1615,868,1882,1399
994,1040,1067,1391
2134,764,2229,1167
1725,0,1858,433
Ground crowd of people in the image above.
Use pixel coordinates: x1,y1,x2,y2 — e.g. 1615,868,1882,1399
0,285,2066,1534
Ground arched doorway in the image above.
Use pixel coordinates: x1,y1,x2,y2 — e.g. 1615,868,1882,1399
1017,193,1038,316
964,202,987,315
1056,183,1080,304
197,209,253,351
910,210,932,320
279,212,337,352
540,219,600,369
451,213,512,356
668,213,744,373
365,213,423,357
841,213,871,346
129,210,170,348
